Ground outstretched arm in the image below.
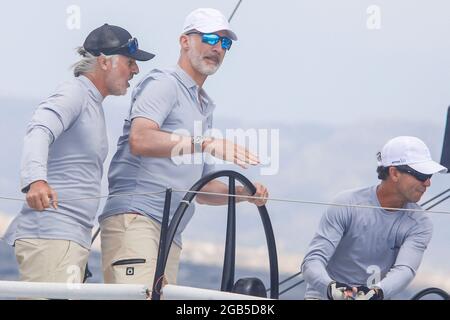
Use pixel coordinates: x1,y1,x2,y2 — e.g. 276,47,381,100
196,180,268,206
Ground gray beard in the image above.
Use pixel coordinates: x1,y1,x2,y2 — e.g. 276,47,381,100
188,49,221,76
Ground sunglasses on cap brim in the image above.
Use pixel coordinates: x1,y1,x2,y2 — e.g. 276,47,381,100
108,37,139,55
90,38,139,56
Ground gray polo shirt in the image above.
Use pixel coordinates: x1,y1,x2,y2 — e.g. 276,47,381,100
99,65,215,247
301,185,433,299
3,75,108,249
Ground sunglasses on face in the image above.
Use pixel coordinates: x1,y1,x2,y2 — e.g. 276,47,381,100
187,32,233,51
395,165,432,182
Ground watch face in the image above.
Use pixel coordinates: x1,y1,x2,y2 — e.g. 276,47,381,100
194,136,203,143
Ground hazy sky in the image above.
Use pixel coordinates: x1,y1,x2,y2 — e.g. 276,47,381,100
1,1,450,294
1,0,450,124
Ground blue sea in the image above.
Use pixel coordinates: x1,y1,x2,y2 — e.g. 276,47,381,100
2,241,446,300
0,241,305,300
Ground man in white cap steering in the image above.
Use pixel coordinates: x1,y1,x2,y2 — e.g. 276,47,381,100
301,136,447,300
98,8,268,288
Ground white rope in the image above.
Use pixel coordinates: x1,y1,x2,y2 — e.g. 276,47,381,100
57,190,167,202
0,190,166,203
0,196,24,202
1,189,450,215
172,189,450,215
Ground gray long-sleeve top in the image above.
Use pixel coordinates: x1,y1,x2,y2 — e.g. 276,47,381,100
301,185,433,299
3,75,108,249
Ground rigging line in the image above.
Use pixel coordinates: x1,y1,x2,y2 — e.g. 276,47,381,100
56,190,167,202
0,190,167,204
91,228,100,244
171,189,450,215
279,279,305,296
228,0,243,22
2,189,450,214
425,195,450,211
266,271,302,292
277,271,302,287
420,188,450,206
0,196,23,203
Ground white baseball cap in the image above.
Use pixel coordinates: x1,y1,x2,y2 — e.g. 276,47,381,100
182,8,238,41
377,136,447,174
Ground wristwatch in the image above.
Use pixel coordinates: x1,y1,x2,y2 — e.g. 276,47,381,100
192,136,205,153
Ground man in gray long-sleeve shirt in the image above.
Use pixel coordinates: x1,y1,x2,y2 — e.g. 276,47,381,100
3,24,154,284
301,136,447,300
